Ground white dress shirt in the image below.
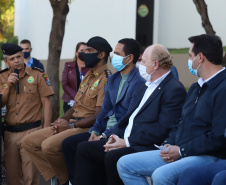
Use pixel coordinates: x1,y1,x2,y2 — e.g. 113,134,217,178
124,71,170,147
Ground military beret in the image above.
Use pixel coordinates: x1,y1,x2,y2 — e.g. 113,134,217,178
1,43,23,56
87,36,112,54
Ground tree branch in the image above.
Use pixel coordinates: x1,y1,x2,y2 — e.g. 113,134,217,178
193,0,216,35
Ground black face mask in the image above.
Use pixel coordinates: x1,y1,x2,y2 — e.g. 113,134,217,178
78,52,85,61
83,52,101,68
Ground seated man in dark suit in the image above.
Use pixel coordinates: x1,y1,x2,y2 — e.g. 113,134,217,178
72,44,187,185
62,38,145,184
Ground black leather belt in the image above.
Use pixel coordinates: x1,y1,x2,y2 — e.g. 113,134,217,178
4,120,41,132
72,117,84,121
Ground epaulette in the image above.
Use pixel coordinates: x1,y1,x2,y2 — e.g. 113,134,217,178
104,69,112,78
32,67,44,73
0,68,9,74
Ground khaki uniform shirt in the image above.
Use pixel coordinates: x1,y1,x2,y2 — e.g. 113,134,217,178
0,66,54,125
72,64,109,118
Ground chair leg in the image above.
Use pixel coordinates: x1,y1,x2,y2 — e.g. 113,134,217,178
51,176,56,185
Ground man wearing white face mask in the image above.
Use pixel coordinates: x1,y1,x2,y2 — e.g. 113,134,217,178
117,34,226,185
72,44,186,185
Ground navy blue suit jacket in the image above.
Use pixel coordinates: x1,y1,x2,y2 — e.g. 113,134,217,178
164,70,226,159
112,72,187,152
89,67,145,137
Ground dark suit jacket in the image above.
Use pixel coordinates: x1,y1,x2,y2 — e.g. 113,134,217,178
90,66,145,137
112,72,187,152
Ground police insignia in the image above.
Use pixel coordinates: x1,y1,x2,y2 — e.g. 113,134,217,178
93,80,99,87
42,74,51,86
81,83,86,87
27,76,34,83
89,87,97,91
103,80,107,87
3,84,7,88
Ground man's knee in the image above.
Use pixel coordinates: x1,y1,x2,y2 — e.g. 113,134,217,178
105,150,121,168
41,137,57,155
152,168,173,185
117,156,128,174
76,141,90,157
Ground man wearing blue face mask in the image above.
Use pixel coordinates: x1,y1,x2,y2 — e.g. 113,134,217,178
62,38,145,184
117,34,226,185
20,39,45,71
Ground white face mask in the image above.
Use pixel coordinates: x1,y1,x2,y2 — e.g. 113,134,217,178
136,62,141,69
139,64,151,82
139,62,156,82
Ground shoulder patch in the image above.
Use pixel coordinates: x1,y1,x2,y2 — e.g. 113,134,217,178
0,68,9,74
42,74,51,86
104,69,112,78
32,67,44,73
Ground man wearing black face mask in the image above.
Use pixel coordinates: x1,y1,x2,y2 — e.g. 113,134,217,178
20,39,45,71
22,36,112,185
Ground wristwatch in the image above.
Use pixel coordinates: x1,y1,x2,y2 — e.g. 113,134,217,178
69,122,75,129
100,133,107,139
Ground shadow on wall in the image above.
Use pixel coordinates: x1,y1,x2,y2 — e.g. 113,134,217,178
41,53,198,88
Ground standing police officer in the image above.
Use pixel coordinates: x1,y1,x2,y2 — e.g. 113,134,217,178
0,43,54,185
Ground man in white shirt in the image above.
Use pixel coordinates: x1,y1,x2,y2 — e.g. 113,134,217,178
72,44,187,185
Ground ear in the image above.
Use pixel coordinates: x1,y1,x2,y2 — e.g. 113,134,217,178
154,61,159,70
3,58,8,66
127,54,134,64
30,48,33,52
98,51,106,60
199,53,205,63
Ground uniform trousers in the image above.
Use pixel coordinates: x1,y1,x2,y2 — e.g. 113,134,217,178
22,126,89,184
3,126,41,185
74,139,136,185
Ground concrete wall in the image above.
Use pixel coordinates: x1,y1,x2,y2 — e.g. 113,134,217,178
14,0,136,60
153,0,226,48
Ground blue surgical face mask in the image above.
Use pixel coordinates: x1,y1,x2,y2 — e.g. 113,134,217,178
111,54,129,71
23,52,30,59
188,54,201,76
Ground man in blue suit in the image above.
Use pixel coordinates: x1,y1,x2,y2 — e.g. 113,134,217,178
72,44,187,185
62,38,145,184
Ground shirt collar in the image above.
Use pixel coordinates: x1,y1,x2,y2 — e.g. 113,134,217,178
27,57,33,66
145,71,170,88
88,64,108,77
198,67,225,87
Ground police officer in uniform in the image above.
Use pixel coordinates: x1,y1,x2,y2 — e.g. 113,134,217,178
0,43,54,185
22,36,112,185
